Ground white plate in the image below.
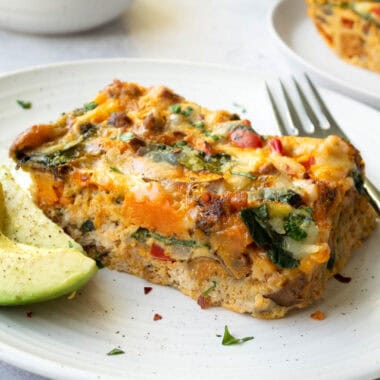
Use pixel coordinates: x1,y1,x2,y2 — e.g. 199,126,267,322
0,59,379,380
269,0,380,109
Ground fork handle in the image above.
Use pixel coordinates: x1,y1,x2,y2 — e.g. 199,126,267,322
364,178,380,216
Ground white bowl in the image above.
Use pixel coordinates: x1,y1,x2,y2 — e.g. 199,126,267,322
0,0,131,34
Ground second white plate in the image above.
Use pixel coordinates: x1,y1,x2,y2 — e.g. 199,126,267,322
269,0,380,109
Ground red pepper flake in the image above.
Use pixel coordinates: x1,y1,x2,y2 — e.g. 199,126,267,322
310,310,325,320
26,311,33,318
341,17,354,29
144,286,153,295
197,295,211,309
269,138,284,155
334,273,352,284
153,313,162,321
150,243,173,261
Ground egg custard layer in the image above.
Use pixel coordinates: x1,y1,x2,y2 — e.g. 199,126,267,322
10,80,376,318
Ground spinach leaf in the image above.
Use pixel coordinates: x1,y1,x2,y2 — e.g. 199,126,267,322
351,169,365,195
267,248,299,269
22,123,97,168
132,227,199,248
284,213,308,241
145,143,230,173
263,189,302,207
240,205,299,269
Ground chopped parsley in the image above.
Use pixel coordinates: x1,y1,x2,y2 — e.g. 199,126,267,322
17,100,32,109
110,167,123,174
83,101,98,112
230,170,257,181
132,227,199,247
169,104,181,114
182,106,193,117
68,241,74,248
80,219,95,233
193,121,205,129
169,104,193,117
107,348,125,356
222,326,254,346
202,280,217,296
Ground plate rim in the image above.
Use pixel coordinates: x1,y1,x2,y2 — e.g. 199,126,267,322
268,0,380,106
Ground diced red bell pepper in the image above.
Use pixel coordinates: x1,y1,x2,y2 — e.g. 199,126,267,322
150,243,173,261
229,129,262,149
301,156,316,170
372,6,380,17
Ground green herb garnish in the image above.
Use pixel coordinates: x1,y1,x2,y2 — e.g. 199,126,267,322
68,241,74,248
169,104,181,114
80,220,95,233
202,280,217,296
193,121,205,129
222,326,254,346
182,106,193,117
83,101,98,112
17,100,32,109
110,167,123,174
132,227,199,247
230,170,257,181
107,348,125,356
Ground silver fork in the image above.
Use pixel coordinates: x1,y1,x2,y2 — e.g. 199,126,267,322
266,75,380,215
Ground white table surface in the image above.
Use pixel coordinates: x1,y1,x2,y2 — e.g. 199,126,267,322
0,1,366,379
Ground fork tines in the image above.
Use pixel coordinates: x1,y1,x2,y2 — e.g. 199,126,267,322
266,74,348,140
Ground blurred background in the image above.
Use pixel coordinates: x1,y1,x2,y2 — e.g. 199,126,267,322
0,0,285,74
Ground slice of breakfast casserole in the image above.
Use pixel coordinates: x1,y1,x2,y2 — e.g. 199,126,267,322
306,0,380,72
10,80,377,318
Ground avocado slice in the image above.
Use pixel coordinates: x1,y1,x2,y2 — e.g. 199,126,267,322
0,166,97,305
0,165,83,251
0,232,97,305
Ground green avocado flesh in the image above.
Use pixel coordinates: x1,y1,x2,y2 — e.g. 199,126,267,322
0,165,97,305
